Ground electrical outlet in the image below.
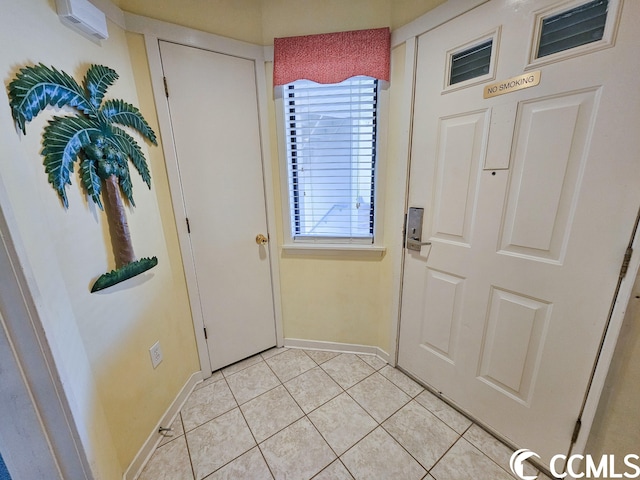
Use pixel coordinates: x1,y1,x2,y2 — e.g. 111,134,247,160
149,341,163,369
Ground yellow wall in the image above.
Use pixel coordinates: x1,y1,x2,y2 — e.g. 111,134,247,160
1,0,198,476
115,0,264,44
260,0,392,42
264,43,410,352
114,0,446,45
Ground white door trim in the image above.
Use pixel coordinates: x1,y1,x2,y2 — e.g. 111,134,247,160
391,0,640,461
127,13,284,376
385,36,416,368
0,186,92,479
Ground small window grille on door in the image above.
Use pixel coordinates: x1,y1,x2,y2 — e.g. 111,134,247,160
537,0,609,58
449,39,493,85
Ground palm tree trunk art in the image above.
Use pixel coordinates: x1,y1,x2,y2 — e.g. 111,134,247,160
8,64,159,292
104,174,137,267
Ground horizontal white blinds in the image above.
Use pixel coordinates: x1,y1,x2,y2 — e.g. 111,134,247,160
285,77,378,240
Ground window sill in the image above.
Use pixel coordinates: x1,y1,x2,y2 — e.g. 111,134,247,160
281,243,386,258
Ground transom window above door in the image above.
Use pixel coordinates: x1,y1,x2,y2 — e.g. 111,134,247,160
537,0,609,58
444,29,500,92
529,0,621,66
449,39,493,85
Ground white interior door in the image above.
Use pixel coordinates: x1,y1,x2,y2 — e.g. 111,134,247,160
159,41,276,371
398,0,640,466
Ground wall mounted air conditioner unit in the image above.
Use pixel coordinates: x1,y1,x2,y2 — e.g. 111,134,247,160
56,0,109,41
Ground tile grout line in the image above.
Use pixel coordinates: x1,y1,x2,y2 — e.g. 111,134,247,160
262,349,399,480
459,428,521,479
329,359,434,478
264,349,342,479
377,405,442,476
179,412,198,480
190,370,276,479
242,349,336,479
423,422,472,478
230,378,277,480
244,351,322,480
267,351,434,479
346,391,430,476
397,368,528,478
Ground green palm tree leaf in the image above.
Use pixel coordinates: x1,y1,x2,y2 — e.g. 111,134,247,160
109,127,152,188
117,164,135,207
8,63,94,134
80,157,103,210
101,99,157,145
42,115,100,208
84,65,118,110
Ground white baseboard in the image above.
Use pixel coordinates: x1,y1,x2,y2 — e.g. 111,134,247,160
123,371,202,480
284,338,390,364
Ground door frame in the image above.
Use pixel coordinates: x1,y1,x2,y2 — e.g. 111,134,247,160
389,0,640,460
127,14,284,377
0,184,93,479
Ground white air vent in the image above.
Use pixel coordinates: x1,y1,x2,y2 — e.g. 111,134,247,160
56,0,109,40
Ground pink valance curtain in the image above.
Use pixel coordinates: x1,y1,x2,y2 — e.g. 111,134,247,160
273,27,391,86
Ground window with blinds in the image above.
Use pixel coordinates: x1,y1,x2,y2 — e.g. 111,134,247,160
284,77,378,241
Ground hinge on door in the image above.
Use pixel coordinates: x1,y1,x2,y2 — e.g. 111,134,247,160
186,217,191,234
163,76,169,98
203,327,208,340
571,418,582,444
620,247,633,279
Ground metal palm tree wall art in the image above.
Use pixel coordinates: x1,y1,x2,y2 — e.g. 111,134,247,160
8,63,159,292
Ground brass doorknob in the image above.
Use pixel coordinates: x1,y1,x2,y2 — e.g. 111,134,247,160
256,234,268,245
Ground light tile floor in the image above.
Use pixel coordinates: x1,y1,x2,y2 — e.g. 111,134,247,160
138,348,553,480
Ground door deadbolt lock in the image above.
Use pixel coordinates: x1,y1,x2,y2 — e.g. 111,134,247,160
406,207,431,251
256,234,268,245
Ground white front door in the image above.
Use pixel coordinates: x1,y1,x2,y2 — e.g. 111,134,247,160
398,0,639,465
159,41,276,371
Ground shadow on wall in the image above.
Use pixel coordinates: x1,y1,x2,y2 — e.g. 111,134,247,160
586,270,640,468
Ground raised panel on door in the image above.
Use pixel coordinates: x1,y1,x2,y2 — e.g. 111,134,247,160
478,287,551,405
419,268,465,364
499,88,599,263
431,110,488,246
160,41,276,371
